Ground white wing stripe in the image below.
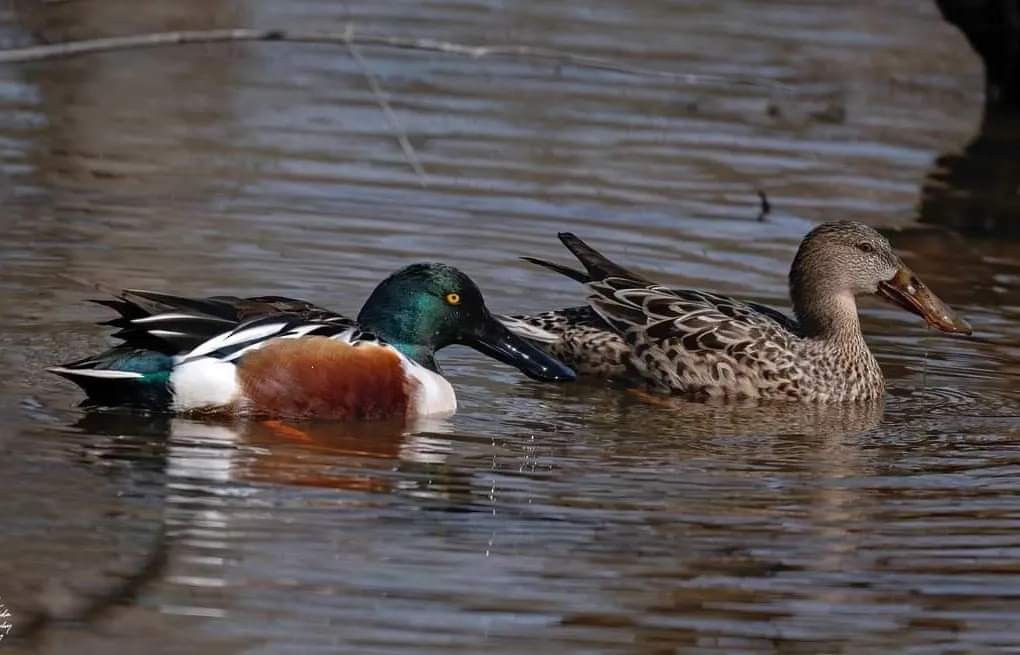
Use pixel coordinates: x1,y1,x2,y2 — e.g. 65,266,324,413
147,329,191,338
220,342,265,362
204,325,362,362
328,328,360,343
47,366,144,379
184,322,289,360
131,313,228,324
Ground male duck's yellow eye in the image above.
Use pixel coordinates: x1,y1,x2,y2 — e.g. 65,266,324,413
445,292,461,305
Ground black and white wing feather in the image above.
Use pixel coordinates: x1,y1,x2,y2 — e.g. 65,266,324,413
96,289,345,354
177,313,376,364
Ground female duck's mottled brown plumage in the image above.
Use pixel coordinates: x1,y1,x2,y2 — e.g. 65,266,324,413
502,222,972,402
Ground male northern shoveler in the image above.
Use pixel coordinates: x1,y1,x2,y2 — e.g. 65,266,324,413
51,263,574,420
501,222,972,402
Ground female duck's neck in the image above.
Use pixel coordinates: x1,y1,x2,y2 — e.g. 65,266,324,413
793,288,866,343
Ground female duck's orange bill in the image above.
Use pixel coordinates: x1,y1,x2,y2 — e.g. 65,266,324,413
876,266,972,334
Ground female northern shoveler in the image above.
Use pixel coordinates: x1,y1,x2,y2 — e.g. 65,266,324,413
501,222,972,402
51,263,574,420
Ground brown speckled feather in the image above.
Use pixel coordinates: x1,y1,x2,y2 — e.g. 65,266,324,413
505,223,969,402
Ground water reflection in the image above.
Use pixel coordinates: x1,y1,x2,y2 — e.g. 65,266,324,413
64,399,879,608
12,377,1020,653
575,388,884,439
74,411,462,493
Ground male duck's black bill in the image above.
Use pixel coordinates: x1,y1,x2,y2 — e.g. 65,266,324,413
464,312,575,382
877,265,972,335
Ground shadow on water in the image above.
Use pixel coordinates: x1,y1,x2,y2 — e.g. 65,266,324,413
920,108,1020,236
924,1,1020,236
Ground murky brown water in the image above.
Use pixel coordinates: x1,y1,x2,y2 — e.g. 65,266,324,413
3,1,1020,653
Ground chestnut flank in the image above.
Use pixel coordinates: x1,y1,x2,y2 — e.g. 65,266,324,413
238,337,415,420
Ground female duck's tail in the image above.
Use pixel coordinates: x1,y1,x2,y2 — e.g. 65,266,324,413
522,233,650,284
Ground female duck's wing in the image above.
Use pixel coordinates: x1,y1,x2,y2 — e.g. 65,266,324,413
585,277,804,394
95,289,343,354
519,232,805,391
509,232,802,379
525,231,800,340
499,305,610,344
499,234,652,377
587,277,794,349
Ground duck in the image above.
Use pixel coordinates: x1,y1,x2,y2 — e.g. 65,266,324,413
500,222,972,402
50,263,575,420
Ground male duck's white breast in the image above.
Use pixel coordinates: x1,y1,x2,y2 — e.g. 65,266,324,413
402,358,457,418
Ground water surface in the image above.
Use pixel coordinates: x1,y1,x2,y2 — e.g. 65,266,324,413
2,1,1019,653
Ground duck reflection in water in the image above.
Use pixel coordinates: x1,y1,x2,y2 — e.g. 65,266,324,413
72,411,461,496
539,384,887,446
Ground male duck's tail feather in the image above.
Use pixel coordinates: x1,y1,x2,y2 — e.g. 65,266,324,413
48,366,143,380
112,313,238,352
93,290,257,354
119,289,242,320
48,347,174,408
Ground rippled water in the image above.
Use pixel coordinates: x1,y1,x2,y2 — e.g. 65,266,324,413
3,1,1020,653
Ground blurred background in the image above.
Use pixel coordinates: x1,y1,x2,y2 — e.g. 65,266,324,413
2,1,1020,653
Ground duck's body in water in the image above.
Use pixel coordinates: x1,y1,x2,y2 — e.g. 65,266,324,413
501,222,972,402
51,263,574,420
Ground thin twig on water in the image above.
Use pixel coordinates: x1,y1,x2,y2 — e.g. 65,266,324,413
0,27,791,92
0,27,792,182
342,25,428,186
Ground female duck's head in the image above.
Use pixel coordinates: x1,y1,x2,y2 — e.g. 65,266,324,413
789,221,971,337
357,263,575,381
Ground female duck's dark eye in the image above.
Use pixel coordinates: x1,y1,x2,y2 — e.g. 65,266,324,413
856,242,874,253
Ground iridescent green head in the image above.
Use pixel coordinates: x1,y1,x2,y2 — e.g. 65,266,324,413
357,263,574,382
